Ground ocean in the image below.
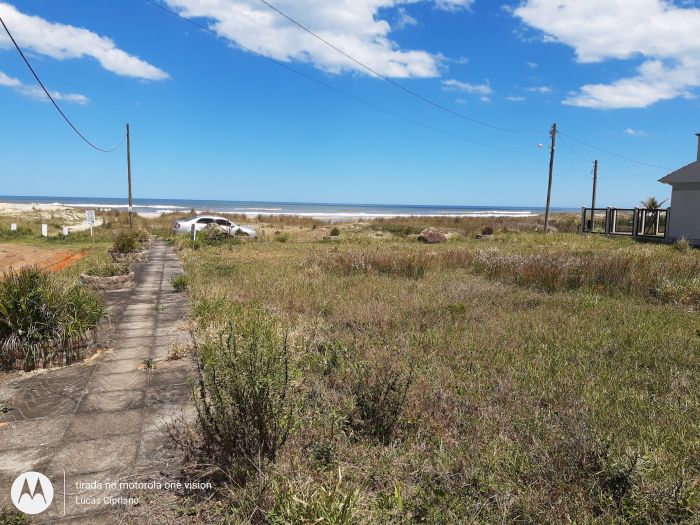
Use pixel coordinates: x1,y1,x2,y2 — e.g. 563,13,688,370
0,196,576,221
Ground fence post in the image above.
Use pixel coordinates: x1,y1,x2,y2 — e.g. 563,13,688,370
605,208,611,235
632,207,640,238
580,207,586,233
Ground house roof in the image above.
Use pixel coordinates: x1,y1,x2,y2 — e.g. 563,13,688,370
659,159,700,185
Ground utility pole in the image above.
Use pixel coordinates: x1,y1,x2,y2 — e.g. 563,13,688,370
543,122,556,232
126,123,133,229
590,159,598,230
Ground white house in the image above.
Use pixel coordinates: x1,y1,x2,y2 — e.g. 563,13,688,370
659,134,700,243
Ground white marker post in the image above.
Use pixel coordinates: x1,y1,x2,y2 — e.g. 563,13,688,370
191,223,196,248
86,210,96,241
10,223,16,232
41,224,48,237
62,226,69,236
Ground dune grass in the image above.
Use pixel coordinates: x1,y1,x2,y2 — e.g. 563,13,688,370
171,225,700,524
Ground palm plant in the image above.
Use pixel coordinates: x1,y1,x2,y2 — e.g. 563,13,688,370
639,197,668,236
640,196,667,209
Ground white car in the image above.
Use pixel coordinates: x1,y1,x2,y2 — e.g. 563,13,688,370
173,215,257,237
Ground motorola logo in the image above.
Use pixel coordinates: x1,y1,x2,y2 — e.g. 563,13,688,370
11,471,54,515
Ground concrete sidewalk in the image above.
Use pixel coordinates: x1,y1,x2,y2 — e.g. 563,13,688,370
0,241,194,524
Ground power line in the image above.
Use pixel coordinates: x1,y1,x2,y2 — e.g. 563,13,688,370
557,129,671,171
256,0,545,136
0,15,121,152
557,133,594,163
145,0,535,154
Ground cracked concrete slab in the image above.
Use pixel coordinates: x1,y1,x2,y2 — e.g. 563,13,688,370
0,241,194,523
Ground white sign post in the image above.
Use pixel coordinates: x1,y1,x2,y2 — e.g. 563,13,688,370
10,223,16,232
86,210,96,240
62,226,69,236
41,224,48,237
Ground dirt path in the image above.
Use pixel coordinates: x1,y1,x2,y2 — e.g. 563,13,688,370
0,244,86,274
0,241,193,523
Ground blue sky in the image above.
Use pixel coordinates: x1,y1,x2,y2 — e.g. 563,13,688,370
1,0,699,207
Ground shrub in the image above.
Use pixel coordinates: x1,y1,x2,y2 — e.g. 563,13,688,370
350,362,413,443
274,232,289,243
330,227,341,237
178,308,296,480
0,268,105,370
481,226,494,236
171,274,188,292
112,232,140,253
84,262,130,277
268,471,358,525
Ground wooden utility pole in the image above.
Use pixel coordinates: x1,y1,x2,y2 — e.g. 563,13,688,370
126,123,133,229
590,159,598,229
543,122,557,231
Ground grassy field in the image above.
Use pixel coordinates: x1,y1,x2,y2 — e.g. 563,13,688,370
167,218,700,524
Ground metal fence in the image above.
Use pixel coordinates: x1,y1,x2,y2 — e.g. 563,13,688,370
580,207,669,240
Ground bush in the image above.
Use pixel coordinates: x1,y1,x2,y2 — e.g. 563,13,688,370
178,308,296,480
111,232,140,253
330,227,341,237
274,232,289,243
350,362,413,443
481,226,494,236
84,262,130,277
0,268,105,370
171,274,187,292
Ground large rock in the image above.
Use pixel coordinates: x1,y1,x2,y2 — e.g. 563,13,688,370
417,228,447,244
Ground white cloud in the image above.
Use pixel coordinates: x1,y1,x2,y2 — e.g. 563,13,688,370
513,0,700,109
434,0,474,12
0,70,20,87
164,0,468,78
0,2,168,80
442,78,492,95
624,127,649,137
395,7,417,29
0,69,89,104
526,61,538,68
524,85,551,93
506,95,526,101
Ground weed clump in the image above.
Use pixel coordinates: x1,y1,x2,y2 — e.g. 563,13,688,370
0,267,105,370
170,274,187,292
319,251,428,279
350,362,413,443
268,471,358,525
